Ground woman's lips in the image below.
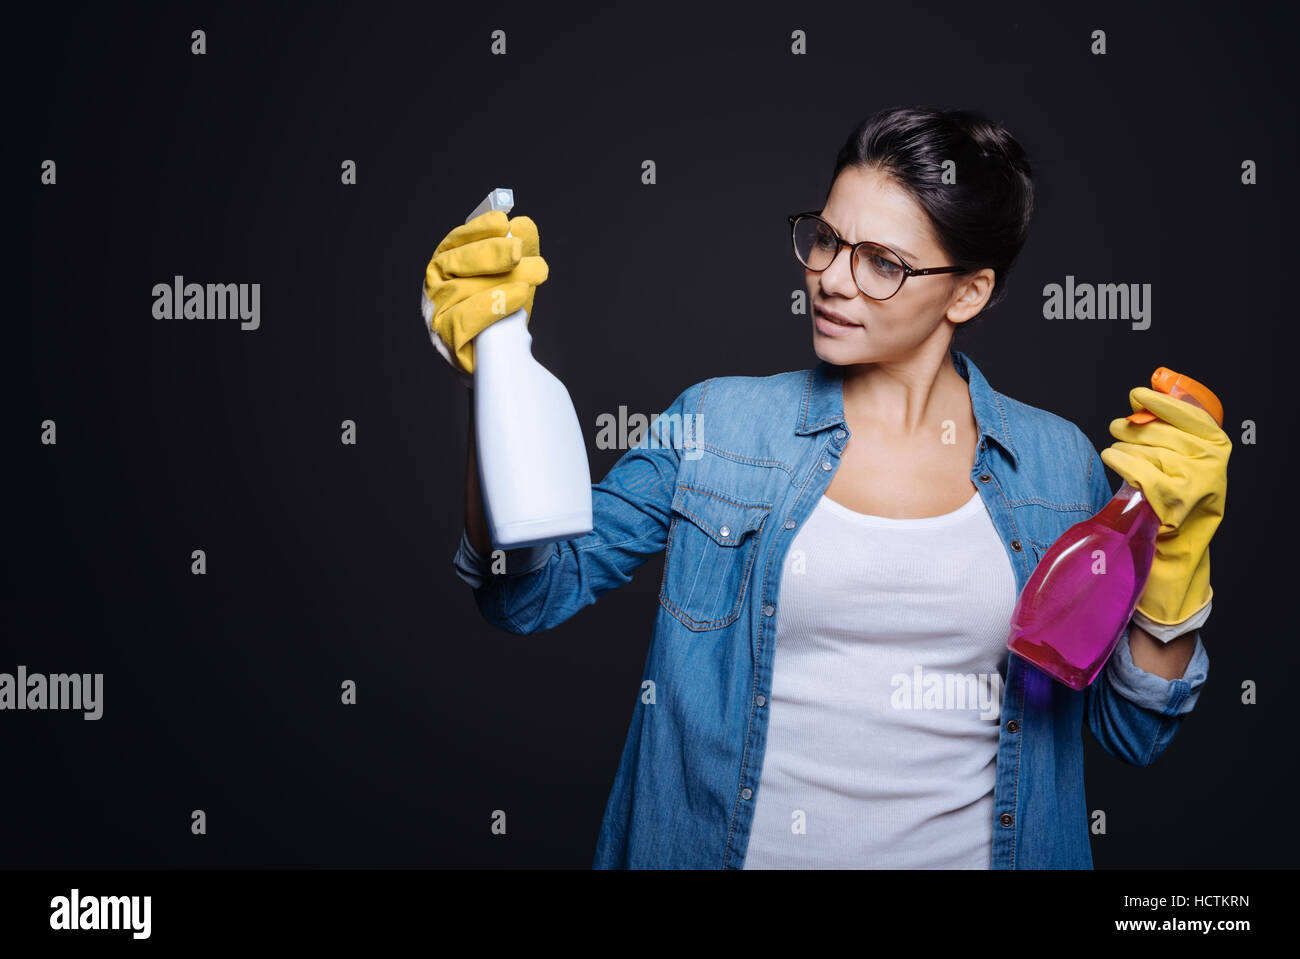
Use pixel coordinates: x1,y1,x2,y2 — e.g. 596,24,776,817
815,305,859,336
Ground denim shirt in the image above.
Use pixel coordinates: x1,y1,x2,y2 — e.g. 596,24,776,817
455,347,1210,869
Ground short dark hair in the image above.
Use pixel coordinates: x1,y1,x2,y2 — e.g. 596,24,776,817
829,105,1034,317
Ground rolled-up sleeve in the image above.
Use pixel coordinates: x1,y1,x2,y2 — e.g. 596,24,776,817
1101,621,1209,716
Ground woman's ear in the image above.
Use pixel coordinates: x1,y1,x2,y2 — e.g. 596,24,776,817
947,268,996,323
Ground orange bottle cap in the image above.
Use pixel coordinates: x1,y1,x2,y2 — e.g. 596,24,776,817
1125,367,1224,427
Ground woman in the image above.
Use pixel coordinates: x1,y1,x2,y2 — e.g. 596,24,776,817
423,106,1230,869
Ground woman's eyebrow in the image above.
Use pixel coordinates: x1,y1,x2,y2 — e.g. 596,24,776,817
821,213,918,260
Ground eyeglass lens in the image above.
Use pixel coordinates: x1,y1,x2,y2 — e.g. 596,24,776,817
792,215,906,299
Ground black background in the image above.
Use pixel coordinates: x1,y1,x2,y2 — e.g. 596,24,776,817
10,0,1297,868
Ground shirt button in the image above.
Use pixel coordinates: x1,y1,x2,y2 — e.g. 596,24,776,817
763,604,775,616
979,473,991,482
784,519,796,530
834,429,846,440
719,525,731,538
1006,719,1020,733
1011,540,1023,552
999,813,1015,827
980,440,986,451
741,787,753,800
821,461,832,471
756,694,766,707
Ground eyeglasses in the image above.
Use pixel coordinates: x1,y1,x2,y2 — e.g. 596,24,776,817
788,212,968,300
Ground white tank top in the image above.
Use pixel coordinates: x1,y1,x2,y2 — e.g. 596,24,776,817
743,488,1018,869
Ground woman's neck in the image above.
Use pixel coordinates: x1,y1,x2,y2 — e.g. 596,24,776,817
838,336,969,440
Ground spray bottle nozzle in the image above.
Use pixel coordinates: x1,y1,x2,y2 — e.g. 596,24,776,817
1125,366,1224,428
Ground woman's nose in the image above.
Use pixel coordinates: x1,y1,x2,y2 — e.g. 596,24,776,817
820,245,860,297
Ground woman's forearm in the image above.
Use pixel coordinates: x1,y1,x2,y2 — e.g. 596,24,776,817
1127,621,1197,680
465,393,492,557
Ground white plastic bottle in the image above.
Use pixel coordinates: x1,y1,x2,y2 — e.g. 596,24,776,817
464,188,593,548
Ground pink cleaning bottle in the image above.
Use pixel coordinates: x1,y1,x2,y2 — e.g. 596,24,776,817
1006,367,1224,690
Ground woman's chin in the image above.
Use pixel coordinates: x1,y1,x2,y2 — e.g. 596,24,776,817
813,335,869,364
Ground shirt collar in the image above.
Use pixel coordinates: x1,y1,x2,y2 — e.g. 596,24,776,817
795,347,1021,467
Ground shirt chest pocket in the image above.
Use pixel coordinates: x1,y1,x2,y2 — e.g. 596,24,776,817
658,484,772,632
1014,501,1098,568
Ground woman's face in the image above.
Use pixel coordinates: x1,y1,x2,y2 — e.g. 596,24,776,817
806,165,992,365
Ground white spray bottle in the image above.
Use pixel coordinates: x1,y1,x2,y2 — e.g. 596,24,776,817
464,188,593,549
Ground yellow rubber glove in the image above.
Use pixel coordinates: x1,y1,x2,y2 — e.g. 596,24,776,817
1099,386,1231,627
422,209,548,377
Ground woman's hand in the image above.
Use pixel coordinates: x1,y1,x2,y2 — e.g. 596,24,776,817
421,209,549,380
1100,386,1231,628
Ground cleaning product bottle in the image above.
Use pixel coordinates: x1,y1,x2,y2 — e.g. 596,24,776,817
466,188,593,549
1006,367,1224,689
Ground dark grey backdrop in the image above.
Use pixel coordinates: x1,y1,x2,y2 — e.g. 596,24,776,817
10,0,1296,867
